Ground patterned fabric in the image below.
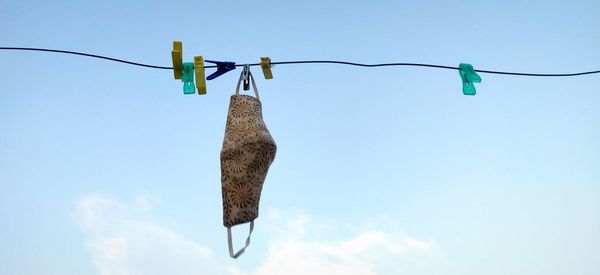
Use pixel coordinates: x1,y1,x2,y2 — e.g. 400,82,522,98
221,94,276,228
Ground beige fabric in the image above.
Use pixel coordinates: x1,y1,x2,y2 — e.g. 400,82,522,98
220,80,277,228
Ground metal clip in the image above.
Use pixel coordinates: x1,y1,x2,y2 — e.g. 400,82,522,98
241,64,250,91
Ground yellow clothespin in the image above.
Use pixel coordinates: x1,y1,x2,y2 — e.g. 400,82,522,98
260,57,273,79
171,41,183,79
194,56,207,95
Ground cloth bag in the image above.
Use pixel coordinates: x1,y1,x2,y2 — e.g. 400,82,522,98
220,69,277,258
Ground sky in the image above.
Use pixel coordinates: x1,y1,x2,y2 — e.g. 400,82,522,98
1,0,599,274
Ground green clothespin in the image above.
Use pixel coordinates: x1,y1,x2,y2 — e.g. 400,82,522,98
458,63,481,96
182,62,195,94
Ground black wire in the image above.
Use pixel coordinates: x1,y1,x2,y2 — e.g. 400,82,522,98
270,61,600,76
472,69,600,77
271,60,458,70
2,47,600,77
0,47,173,69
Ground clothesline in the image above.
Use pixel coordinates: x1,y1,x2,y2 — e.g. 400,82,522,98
2,47,600,77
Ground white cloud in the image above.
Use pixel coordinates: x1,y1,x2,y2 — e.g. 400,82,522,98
234,213,436,275
74,194,439,275
74,194,225,275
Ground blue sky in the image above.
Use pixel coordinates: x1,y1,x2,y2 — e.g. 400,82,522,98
1,0,599,274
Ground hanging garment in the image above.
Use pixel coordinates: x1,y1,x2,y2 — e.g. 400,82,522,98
220,69,277,258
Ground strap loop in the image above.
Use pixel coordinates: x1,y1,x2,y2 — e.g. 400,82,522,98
227,220,254,259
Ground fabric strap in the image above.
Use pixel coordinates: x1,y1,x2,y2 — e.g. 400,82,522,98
235,65,260,100
227,220,254,259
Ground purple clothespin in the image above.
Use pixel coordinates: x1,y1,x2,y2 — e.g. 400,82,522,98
205,60,236,80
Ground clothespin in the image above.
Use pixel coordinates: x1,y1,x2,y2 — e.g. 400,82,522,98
206,60,236,80
194,56,207,95
458,63,482,96
241,64,250,91
260,57,273,79
182,62,195,94
171,41,183,79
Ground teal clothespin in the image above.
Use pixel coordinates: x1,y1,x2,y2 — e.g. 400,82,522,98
458,63,481,96
182,62,195,94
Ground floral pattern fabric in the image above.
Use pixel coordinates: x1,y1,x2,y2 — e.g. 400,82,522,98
221,94,277,228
